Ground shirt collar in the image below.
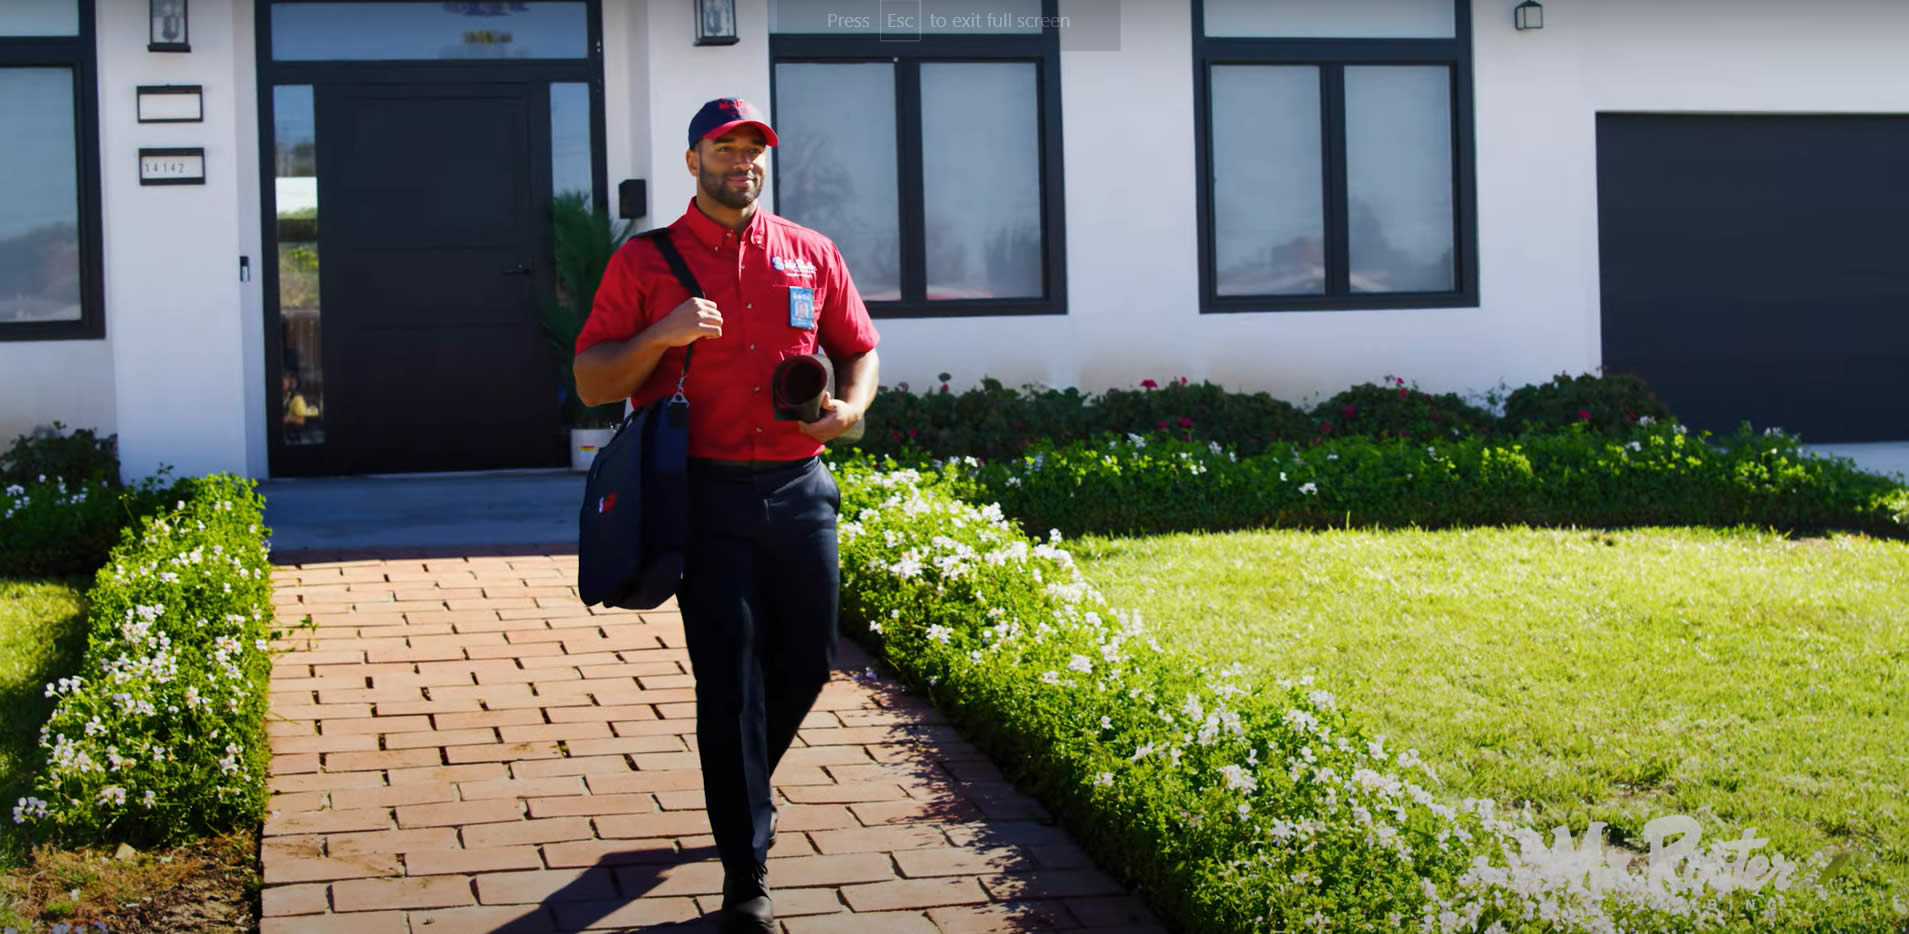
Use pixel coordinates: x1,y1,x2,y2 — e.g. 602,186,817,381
677,197,768,252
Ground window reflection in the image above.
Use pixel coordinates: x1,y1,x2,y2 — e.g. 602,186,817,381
0,68,82,324
1346,66,1455,293
773,63,902,300
271,2,587,61
1210,65,1325,296
921,62,1042,300
0,0,80,37
550,82,593,209
274,85,325,446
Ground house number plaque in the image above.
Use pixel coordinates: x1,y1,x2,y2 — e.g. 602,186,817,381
139,148,206,186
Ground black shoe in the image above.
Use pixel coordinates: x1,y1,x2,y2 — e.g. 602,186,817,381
720,862,774,933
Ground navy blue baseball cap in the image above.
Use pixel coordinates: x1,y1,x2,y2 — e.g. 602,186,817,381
688,97,778,149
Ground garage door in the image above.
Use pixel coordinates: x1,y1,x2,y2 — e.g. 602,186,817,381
1595,114,1909,443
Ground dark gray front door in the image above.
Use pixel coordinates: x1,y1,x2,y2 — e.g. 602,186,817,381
1596,114,1909,443
316,82,561,474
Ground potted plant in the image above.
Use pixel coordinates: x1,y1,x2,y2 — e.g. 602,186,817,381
541,191,634,470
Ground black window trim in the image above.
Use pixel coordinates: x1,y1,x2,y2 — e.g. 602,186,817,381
1191,1,1478,314
768,5,1068,320
0,8,106,343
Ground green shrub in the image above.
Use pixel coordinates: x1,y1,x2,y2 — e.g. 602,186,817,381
853,372,1691,463
1,476,179,578
859,376,1317,462
826,460,1906,933
11,475,280,849
937,423,1907,541
0,423,120,488
1501,370,1675,436
1311,376,1499,442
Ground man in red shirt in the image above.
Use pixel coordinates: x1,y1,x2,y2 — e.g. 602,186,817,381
572,97,880,932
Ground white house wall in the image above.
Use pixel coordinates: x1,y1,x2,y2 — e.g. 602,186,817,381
0,343,115,450
864,0,1909,410
96,0,257,483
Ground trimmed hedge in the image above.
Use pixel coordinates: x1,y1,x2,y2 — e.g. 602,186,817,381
11,475,279,848
855,371,1679,462
828,460,1908,933
910,422,1909,542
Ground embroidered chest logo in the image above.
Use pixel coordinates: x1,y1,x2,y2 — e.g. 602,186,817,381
771,255,817,278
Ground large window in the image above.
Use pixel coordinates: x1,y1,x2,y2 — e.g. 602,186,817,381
1195,0,1476,312
0,1,102,341
769,0,1066,318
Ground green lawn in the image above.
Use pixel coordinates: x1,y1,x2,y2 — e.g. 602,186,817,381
0,578,92,869
1073,526,1909,889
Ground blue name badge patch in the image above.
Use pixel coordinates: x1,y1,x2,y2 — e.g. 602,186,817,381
788,287,816,330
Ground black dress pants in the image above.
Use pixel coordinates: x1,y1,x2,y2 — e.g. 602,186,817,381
679,456,841,873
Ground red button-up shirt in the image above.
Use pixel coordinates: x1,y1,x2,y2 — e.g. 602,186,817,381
576,199,881,461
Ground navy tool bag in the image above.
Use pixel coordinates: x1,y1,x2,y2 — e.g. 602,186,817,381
577,228,703,610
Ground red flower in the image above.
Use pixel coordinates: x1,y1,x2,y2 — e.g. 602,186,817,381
1343,405,1357,418
1140,379,1158,389
940,383,950,394
1177,376,1188,385
1578,409,1592,420
1320,421,1334,434
908,429,918,438
1429,412,1440,421
1156,420,1169,431
1398,388,1408,399
1178,417,1193,429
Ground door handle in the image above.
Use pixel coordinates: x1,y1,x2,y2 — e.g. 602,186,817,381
505,263,532,276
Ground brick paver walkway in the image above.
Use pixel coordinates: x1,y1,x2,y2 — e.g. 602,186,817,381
260,550,1165,933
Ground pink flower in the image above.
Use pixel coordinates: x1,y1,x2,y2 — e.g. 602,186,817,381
1178,376,1188,385
1398,388,1408,399
1178,417,1193,429
1343,405,1357,418
1320,421,1334,434
1140,379,1158,389
1156,420,1169,431
1578,409,1592,420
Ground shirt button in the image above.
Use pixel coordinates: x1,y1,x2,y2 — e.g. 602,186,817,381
754,386,761,393
749,344,755,351
755,426,763,433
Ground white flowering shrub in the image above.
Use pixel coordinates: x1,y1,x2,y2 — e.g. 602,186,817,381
830,461,1907,933
11,475,278,847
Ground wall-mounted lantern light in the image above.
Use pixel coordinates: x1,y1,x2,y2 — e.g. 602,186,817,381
1514,1,1544,30
695,0,739,45
150,0,190,52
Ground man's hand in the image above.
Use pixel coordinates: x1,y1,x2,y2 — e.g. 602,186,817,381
798,390,862,443
652,297,723,347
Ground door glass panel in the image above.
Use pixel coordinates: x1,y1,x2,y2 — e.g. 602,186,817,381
1210,65,1324,296
0,0,78,36
0,68,81,323
550,82,593,209
271,2,588,61
770,0,1042,34
274,85,325,446
921,62,1042,300
773,63,901,301
1346,65,1455,293
1204,0,1453,38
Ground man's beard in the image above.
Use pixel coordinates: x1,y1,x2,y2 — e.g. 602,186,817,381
700,163,759,209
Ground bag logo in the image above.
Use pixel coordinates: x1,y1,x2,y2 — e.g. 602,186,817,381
598,492,618,514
